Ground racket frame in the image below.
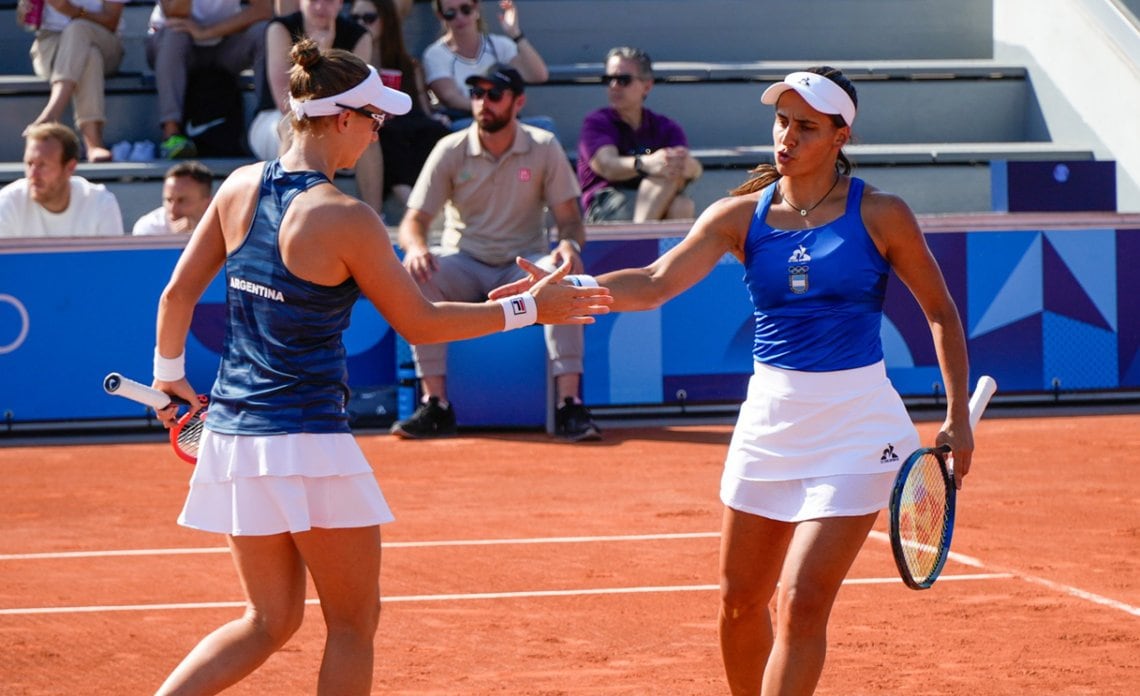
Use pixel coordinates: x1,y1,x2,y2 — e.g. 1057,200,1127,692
888,444,956,590
103,372,205,464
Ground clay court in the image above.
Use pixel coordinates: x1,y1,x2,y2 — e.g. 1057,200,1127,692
1,411,1138,695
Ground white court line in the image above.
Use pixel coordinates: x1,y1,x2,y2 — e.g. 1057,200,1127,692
866,530,1140,617
3,531,1136,618
0,532,721,562
0,574,1013,616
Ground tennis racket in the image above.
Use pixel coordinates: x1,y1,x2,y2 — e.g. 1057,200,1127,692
888,375,997,590
103,372,207,464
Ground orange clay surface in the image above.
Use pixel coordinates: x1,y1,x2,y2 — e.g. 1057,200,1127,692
1,412,1138,695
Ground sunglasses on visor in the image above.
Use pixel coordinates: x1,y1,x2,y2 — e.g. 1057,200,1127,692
336,103,387,131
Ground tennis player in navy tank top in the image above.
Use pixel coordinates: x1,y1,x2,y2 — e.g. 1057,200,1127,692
497,66,973,695
147,40,610,694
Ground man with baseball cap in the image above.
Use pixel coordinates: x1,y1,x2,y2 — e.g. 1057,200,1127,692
391,63,601,442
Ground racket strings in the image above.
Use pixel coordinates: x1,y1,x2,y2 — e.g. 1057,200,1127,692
897,452,952,581
175,413,206,458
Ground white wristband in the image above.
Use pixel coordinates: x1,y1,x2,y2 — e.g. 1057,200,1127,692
499,292,538,331
153,348,186,382
565,274,598,287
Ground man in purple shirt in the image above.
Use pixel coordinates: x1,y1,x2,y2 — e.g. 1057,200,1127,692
577,46,703,222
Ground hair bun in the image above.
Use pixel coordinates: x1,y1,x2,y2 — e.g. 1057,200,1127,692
291,38,322,70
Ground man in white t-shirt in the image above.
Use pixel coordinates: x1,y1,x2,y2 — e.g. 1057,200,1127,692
132,161,213,235
0,123,124,238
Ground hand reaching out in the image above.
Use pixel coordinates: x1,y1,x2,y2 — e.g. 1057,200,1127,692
524,258,611,325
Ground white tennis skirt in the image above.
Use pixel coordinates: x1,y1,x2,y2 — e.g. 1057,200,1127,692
720,360,919,522
178,431,394,536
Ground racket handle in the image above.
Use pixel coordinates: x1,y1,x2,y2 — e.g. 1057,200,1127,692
103,372,178,410
968,375,997,429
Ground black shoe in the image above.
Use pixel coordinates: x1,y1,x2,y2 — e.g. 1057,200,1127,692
389,396,457,439
555,397,601,442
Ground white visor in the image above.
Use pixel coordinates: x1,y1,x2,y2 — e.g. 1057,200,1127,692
761,71,856,127
288,66,412,121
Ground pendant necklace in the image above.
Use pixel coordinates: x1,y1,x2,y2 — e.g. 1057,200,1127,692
781,173,841,217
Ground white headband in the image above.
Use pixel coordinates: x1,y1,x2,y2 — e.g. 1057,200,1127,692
761,71,856,127
288,65,412,120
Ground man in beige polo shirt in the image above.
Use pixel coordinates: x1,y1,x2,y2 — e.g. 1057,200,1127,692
392,63,599,442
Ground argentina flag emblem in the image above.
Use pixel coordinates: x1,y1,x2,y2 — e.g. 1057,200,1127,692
788,265,809,294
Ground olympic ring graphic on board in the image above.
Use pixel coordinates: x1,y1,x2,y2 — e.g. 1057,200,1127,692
0,294,30,355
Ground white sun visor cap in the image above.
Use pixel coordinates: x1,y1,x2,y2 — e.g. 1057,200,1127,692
289,66,412,120
760,71,856,127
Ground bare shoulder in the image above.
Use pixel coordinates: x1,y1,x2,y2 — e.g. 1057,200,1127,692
693,193,760,249
859,181,918,228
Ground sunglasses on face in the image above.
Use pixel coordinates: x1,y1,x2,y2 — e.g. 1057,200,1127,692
350,12,378,24
440,2,475,21
468,85,506,102
336,102,386,132
604,73,636,87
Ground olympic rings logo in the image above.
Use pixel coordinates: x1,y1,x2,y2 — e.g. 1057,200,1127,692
0,294,30,355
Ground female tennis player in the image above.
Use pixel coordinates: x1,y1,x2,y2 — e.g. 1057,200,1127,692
148,39,609,695
498,66,972,694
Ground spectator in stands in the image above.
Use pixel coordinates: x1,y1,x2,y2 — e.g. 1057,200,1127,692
275,0,410,18
131,161,213,235
352,0,450,209
498,66,971,696
421,0,554,133
146,0,271,159
246,0,384,213
390,64,599,442
578,47,702,223
19,0,126,162
0,123,124,237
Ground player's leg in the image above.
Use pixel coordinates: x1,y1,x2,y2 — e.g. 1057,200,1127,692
762,512,878,695
155,533,307,695
292,525,383,696
718,506,794,696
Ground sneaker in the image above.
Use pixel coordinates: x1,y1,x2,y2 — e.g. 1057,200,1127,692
110,140,133,162
160,134,198,160
389,396,457,439
555,397,601,442
128,140,156,162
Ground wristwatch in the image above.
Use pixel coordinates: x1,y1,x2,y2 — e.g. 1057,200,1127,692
634,155,646,176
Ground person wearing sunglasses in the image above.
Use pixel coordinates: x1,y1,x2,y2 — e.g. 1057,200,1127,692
421,0,551,131
390,63,602,443
149,40,609,696
247,0,387,215
352,0,451,211
578,46,703,223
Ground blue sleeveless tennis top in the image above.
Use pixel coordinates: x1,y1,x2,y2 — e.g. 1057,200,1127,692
742,177,889,371
207,160,361,435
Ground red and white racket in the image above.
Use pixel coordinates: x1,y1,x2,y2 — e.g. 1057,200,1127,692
103,372,207,464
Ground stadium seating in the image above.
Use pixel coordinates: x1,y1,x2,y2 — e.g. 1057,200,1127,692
0,0,1116,225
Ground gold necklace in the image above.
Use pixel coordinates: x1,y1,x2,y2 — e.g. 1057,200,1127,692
781,173,841,217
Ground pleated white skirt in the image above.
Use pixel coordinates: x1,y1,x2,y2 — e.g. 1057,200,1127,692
178,431,394,536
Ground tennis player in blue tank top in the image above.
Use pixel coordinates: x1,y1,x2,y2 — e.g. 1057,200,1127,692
498,66,973,695
147,39,610,695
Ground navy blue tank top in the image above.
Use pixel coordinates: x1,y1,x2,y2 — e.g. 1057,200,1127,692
742,177,889,371
207,161,361,434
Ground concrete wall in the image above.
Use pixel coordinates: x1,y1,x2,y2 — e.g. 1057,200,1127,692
994,0,1140,211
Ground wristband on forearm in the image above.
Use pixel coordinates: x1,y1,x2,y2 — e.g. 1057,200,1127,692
565,274,598,287
499,292,538,330
153,348,186,381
